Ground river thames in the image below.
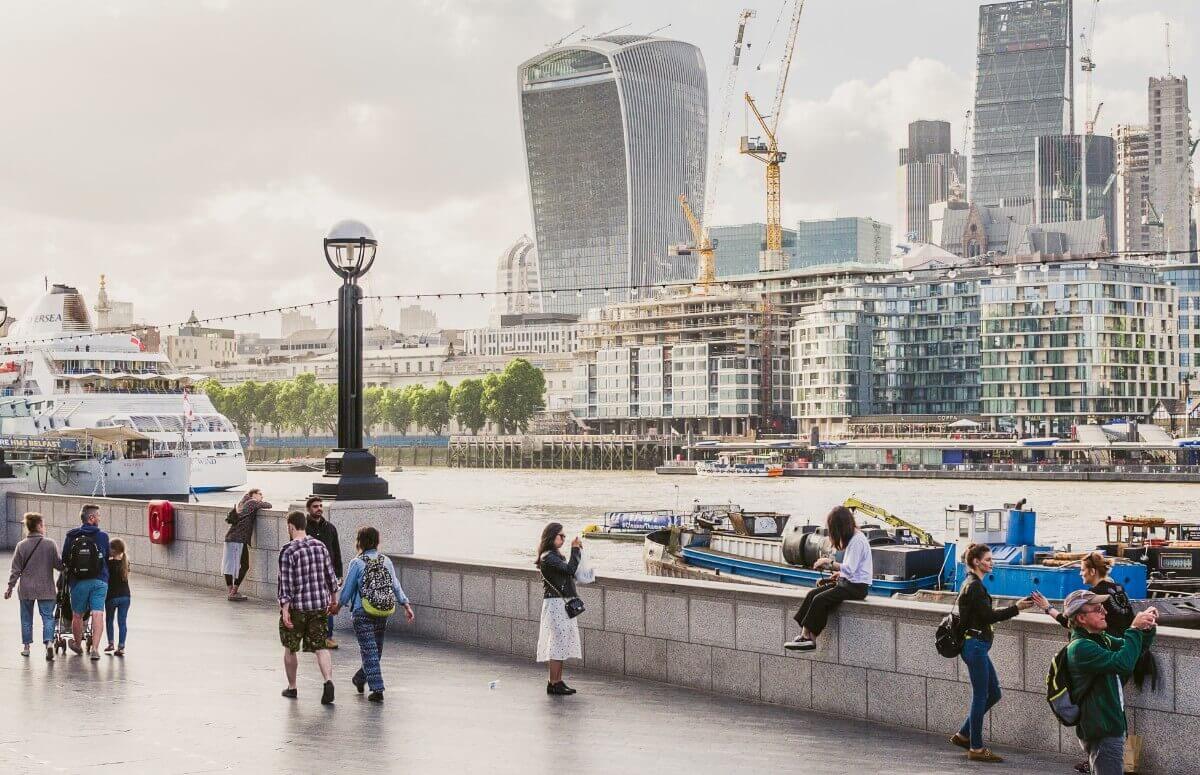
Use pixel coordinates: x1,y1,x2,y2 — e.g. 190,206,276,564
198,469,1200,576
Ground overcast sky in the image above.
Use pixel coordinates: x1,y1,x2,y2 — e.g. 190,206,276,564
2,0,1197,333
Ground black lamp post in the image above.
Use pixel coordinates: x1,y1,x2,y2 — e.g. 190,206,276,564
312,220,391,500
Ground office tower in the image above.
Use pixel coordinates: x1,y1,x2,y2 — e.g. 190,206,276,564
492,235,542,325
709,223,797,277
1033,134,1115,246
518,35,708,315
1115,125,1153,253
794,217,892,267
1148,76,1194,255
898,120,967,243
971,0,1073,207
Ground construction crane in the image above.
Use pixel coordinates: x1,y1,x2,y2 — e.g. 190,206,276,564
672,9,755,290
1080,0,1100,133
843,496,941,547
741,0,805,273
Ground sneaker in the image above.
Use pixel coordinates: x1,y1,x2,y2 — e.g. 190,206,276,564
114,647,125,658
1073,762,1091,774
321,680,335,705
367,691,384,703
783,637,816,652
104,644,115,653
967,748,1004,763
325,638,339,650
950,733,971,750
228,593,247,602
68,641,83,656
89,651,101,661
281,688,298,699
352,674,366,694
45,643,54,662
20,645,30,657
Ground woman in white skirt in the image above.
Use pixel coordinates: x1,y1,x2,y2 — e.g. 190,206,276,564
535,522,582,696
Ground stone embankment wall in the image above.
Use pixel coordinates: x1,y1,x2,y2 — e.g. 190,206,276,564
3,486,1196,774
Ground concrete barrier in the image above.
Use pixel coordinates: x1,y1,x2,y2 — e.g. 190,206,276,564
4,488,1196,773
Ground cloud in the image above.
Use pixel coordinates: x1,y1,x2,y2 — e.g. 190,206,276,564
1091,10,1189,72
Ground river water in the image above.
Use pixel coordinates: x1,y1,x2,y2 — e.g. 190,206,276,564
199,470,1199,576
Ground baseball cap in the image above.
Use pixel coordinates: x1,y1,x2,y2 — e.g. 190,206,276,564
1063,589,1109,619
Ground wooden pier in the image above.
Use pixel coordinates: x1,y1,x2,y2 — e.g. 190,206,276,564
448,434,674,471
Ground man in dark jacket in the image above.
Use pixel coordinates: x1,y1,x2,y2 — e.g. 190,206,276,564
1063,589,1158,775
305,496,343,649
62,504,110,659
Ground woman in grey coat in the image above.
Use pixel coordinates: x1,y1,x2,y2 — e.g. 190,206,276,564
223,489,271,601
5,512,63,660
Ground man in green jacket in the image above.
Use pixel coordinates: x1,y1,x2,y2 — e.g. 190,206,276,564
1063,589,1158,775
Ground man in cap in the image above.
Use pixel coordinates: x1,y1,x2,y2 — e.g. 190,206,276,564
1063,589,1158,775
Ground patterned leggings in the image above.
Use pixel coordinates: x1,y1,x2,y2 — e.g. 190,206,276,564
352,610,388,692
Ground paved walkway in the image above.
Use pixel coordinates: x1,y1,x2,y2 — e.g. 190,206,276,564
0,556,1072,774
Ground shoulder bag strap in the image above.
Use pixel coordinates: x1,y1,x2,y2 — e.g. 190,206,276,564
538,555,568,599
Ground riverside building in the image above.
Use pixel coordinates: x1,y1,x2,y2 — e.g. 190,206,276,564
518,35,707,316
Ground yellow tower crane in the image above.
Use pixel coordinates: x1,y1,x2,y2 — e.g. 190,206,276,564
741,0,804,272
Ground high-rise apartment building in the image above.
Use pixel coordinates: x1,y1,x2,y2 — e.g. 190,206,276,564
518,35,707,316
794,217,892,267
709,223,797,277
1033,134,1115,247
1115,125,1152,254
898,120,967,243
971,0,1073,207
1148,76,1194,255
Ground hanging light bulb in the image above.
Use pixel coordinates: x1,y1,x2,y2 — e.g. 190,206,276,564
576,289,584,298
604,288,611,297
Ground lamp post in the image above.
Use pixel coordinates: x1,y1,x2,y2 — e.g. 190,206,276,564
312,220,391,500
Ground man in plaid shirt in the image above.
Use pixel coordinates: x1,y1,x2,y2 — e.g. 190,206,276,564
277,510,339,704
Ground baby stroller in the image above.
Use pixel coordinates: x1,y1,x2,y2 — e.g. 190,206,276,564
52,574,92,655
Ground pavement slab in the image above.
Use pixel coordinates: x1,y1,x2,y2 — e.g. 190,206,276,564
0,555,1073,774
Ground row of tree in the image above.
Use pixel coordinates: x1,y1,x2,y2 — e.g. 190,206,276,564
198,358,546,439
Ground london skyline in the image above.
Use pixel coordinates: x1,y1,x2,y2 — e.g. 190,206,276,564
2,0,1198,331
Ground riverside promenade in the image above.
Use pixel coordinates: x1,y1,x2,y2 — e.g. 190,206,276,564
0,565,1071,774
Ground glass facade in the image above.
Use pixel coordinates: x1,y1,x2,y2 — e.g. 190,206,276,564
793,217,892,268
980,263,1176,435
519,37,707,316
709,223,797,277
1033,134,1115,247
971,0,1073,206
1162,265,1200,375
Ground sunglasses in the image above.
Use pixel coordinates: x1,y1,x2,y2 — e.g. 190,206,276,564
557,534,566,540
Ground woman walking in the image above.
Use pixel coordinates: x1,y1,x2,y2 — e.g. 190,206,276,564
223,489,271,601
952,543,1037,763
785,506,872,652
104,539,132,657
4,513,62,660
536,522,582,696
332,526,413,702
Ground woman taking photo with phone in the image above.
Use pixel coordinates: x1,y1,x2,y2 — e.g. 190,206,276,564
535,522,582,696
952,543,1038,763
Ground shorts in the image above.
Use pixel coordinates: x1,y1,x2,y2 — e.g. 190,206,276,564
70,579,109,615
279,609,329,653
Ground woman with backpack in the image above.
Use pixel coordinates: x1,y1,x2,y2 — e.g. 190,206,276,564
332,526,412,702
104,539,132,657
5,512,62,660
952,543,1038,763
223,489,271,601
536,521,582,696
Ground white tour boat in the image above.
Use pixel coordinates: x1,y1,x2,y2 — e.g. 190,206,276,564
695,453,785,478
0,284,247,493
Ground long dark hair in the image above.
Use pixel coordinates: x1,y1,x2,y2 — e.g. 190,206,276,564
535,522,563,567
109,538,129,583
826,506,857,551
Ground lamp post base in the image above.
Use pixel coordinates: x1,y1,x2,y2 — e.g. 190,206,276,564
312,448,392,501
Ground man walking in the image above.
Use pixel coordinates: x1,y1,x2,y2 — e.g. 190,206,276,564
1063,589,1158,775
62,504,110,660
304,496,343,649
278,510,340,704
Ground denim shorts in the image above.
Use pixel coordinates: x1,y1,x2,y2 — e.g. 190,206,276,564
70,579,109,615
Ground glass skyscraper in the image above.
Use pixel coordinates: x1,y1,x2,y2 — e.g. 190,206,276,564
1033,134,1115,247
709,223,797,277
518,36,708,316
793,217,892,267
971,0,1073,207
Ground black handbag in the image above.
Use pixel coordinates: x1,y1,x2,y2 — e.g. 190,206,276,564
935,587,967,659
540,558,585,619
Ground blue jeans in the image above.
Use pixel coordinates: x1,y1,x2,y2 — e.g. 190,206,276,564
20,599,56,645
352,609,388,692
1081,735,1125,775
105,596,131,647
958,637,1001,750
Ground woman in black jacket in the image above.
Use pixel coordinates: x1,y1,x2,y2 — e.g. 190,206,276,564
952,543,1037,763
535,522,582,696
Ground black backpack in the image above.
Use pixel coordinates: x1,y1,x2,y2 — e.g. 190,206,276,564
66,533,104,580
1046,642,1094,726
935,586,967,658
